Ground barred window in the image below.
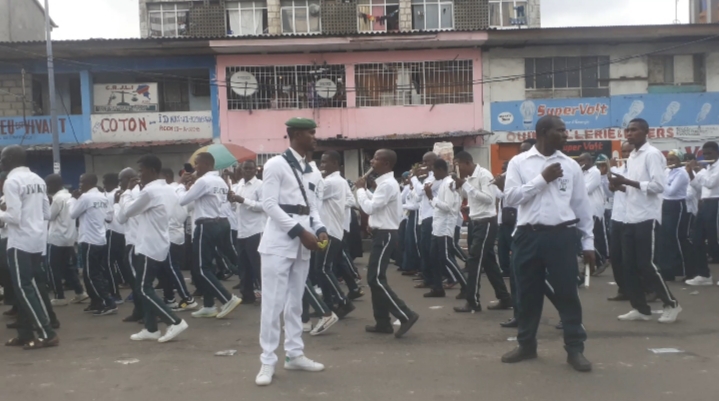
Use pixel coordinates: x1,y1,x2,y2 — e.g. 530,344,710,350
354,60,473,107
280,0,321,34
226,65,346,110
226,1,268,36
525,56,610,98
357,0,400,32
148,3,190,37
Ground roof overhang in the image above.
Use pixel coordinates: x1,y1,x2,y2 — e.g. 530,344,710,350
24,138,212,153
317,130,490,150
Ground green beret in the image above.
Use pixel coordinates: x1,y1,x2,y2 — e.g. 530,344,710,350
285,117,317,130
595,154,609,162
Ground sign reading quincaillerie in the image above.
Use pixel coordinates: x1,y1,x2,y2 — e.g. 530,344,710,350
93,83,159,113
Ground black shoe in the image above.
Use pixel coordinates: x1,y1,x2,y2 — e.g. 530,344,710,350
6,320,18,329
567,352,592,372
92,307,118,317
607,293,629,301
555,321,563,330
454,303,481,313
455,291,466,300
51,320,60,330
365,324,394,334
487,299,513,310
3,307,17,317
83,304,102,313
423,290,445,298
334,302,356,319
122,315,143,323
348,289,365,300
501,346,538,363
395,313,419,338
500,317,518,328
401,270,418,276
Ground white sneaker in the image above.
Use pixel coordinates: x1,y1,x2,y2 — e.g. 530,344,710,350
217,295,242,319
618,309,652,321
70,293,89,304
165,301,179,309
255,364,275,386
130,329,162,341
159,319,188,342
191,307,219,318
51,298,69,307
310,312,339,336
303,321,313,332
685,276,713,286
284,355,325,372
658,305,682,323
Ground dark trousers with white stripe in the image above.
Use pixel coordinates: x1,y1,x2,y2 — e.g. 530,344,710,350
658,199,691,280
0,238,13,306
79,243,116,309
593,216,609,267
497,223,514,276
7,248,56,341
302,277,331,322
193,220,235,308
315,235,348,306
690,198,719,279
512,227,586,353
237,233,262,302
133,253,181,333
429,235,466,292
47,245,83,299
161,242,192,302
453,225,468,263
622,220,678,315
609,221,627,295
106,231,126,291
419,217,433,285
401,210,421,272
466,218,511,308
123,245,143,319
367,229,414,327
333,232,360,293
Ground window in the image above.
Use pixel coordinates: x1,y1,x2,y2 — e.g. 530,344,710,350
280,0,321,34
489,0,527,27
525,57,610,98
161,80,190,112
148,3,190,37
357,0,400,32
411,0,453,31
226,1,268,35
355,60,472,107
648,54,705,86
226,65,346,110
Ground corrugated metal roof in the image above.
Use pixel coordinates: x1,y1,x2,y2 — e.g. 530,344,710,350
24,138,212,152
318,130,491,143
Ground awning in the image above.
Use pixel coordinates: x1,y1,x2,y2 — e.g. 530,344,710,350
317,130,491,150
24,138,213,153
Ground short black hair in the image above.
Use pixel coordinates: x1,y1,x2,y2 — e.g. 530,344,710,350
103,173,119,187
535,115,562,136
685,153,697,161
196,152,215,166
454,151,473,163
161,168,174,179
323,150,342,165
703,141,719,152
82,173,98,187
522,138,537,145
137,154,162,174
629,118,649,133
433,158,448,172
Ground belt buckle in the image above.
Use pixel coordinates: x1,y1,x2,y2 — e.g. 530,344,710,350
298,205,310,215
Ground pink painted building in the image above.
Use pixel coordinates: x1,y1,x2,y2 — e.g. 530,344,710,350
215,32,488,177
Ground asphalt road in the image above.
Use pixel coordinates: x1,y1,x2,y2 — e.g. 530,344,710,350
2,260,719,401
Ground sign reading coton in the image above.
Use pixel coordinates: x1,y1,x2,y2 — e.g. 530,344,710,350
90,111,213,142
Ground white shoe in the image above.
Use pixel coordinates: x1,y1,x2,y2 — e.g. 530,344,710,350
165,301,179,309
284,355,325,372
217,295,242,319
51,298,69,307
618,309,652,321
310,312,339,336
255,364,275,386
658,305,682,323
303,321,313,333
685,276,713,286
70,293,89,304
130,329,162,341
191,307,219,318
159,319,188,342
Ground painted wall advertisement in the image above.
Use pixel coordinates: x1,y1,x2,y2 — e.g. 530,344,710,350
91,111,213,142
93,83,159,113
0,116,85,145
490,92,719,143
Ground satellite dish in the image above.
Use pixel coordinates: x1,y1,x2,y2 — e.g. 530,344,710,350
309,3,321,16
229,71,258,97
314,78,337,99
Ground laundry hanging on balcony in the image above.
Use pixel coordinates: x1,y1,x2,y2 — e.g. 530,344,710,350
358,9,399,26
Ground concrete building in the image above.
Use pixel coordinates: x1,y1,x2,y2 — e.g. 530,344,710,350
689,0,719,23
0,0,56,42
483,24,719,174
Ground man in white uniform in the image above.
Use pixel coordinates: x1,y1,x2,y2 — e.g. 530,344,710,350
577,153,610,274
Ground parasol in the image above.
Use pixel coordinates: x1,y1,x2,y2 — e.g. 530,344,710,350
189,143,256,170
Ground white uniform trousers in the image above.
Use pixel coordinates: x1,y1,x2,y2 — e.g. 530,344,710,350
259,247,310,366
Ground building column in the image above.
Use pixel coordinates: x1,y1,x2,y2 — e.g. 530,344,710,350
267,0,282,35
527,0,541,28
210,67,220,140
399,0,413,31
80,70,93,143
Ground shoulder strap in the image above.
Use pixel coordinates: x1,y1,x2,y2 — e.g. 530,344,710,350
282,153,310,209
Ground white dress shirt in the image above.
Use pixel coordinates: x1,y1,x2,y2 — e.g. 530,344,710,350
116,179,175,262
70,188,111,246
601,174,613,211
584,166,605,218
357,171,402,230
623,142,666,224
402,186,420,212
233,177,266,239
106,188,125,234
696,161,719,199
48,189,78,247
319,171,348,240
343,180,356,233
431,175,461,237
411,171,440,221
179,171,230,221
0,167,50,253
461,165,497,220
664,168,690,201
505,146,594,251
258,149,326,261
222,200,238,231
117,186,140,246
610,166,628,223
688,170,703,215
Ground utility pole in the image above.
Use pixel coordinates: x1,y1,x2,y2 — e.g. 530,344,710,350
44,0,61,175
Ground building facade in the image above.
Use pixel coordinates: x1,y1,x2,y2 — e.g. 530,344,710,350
0,0,56,42
689,0,719,23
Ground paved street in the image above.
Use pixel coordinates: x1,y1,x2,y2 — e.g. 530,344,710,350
2,260,719,401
